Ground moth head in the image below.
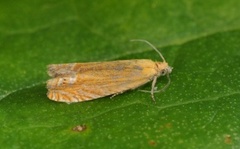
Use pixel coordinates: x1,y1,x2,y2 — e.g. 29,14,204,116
156,62,173,76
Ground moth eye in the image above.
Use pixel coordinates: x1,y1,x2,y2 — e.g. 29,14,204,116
161,70,166,75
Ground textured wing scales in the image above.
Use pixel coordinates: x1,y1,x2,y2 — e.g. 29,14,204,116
47,60,158,103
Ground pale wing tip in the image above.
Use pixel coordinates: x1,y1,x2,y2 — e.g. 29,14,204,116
47,64,58,77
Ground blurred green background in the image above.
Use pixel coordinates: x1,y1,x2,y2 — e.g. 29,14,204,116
0,0,239,148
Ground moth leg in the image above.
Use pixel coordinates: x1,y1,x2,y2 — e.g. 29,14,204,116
138,76,157,103
110,94,117,99
150,76,157,103
110,91,124,99
139,74,171,103
153,74,171,93
138,89,151,93
138,88,157,93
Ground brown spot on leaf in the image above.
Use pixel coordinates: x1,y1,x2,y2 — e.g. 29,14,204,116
148,140,157,147
224,134,232,144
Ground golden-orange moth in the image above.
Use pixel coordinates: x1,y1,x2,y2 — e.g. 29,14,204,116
46,40,172,103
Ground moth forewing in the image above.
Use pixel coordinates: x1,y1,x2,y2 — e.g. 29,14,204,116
46,40,172,103
47,60,162,102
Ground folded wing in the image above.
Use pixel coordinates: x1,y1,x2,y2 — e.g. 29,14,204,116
47,60,157,103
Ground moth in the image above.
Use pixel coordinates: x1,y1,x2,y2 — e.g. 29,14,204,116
47,40,172,103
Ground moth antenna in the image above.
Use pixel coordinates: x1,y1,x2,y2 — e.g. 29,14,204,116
130,39,166,62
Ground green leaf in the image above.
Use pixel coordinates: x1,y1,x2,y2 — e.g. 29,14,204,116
0,0,239,148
